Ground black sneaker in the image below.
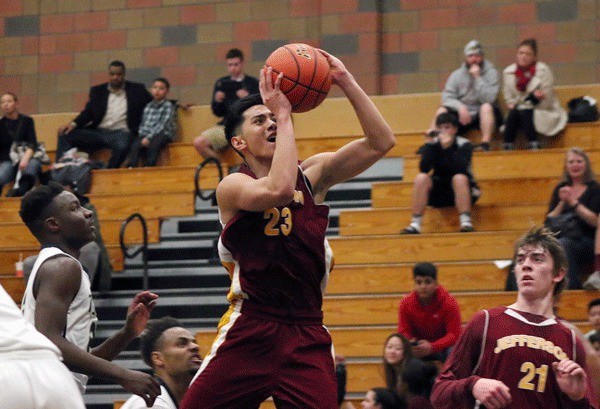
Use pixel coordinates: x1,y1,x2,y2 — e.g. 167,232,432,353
528,141,541,151
503,143,515,151
401,226,420,234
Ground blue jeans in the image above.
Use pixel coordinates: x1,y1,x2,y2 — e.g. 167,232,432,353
0,158,42,189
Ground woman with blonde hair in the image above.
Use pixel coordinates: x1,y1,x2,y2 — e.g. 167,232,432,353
545,147,600,288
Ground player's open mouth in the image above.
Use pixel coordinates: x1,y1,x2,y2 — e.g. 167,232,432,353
267,134,276,142
521,275,533,282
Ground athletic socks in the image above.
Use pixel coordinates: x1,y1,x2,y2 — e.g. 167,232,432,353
459,212,474,232
401,215,422,234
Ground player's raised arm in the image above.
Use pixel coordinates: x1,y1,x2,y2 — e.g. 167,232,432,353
301,50,395,200
217,67,296,221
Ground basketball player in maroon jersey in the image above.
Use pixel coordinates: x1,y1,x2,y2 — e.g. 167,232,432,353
180,52,395,409
431,227,596,409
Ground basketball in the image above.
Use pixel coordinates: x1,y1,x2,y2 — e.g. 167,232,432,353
265,43,332,113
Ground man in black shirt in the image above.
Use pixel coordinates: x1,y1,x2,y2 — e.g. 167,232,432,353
193,48,259,160
402,112,478,234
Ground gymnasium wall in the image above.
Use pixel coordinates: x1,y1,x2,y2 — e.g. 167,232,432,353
0,0,597,115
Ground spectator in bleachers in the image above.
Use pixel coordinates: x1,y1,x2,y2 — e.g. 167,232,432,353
343,387,405,409
0,92,47,196
382,333,413,397
545,147,600,289
587,228,600,290
590,333,600,354
358,388,406,409
502,38,567,150
193,48,259,161
401,112,479,234
402,357,437,409
56,60,152,168
127,77,176,168
427,40,500,152
120,317,202,409
397,262,461,362
586,298,600,341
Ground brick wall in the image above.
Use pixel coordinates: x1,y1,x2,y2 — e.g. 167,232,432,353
0,0,597,114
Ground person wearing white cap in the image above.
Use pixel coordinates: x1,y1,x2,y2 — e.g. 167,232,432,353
427,40,501,152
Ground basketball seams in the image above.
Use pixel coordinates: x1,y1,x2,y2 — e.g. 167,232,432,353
265,43,331,113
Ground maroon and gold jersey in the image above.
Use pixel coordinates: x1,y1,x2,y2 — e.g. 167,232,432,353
432,306,595,409
218,164,333,317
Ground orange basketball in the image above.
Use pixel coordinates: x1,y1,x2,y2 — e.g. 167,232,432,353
265,43,332,113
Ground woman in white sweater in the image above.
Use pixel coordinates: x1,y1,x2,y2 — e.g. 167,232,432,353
502,38,567,150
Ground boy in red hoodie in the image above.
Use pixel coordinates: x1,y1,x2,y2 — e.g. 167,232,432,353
398,262,462,362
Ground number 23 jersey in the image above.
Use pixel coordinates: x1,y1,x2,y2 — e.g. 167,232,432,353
218,164,333,314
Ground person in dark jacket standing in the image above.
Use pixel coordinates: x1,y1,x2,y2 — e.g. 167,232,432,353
56,60,152,168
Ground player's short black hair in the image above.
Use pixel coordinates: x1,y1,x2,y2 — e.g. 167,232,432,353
589,298,600,311
435,112,459,128
139,316,183,368
589,332,600,344
402,357,438,397
413,262,437,280
224,93,264,144
226,48,244,60
109,60,126,72
19,181,64,238
514,226,568,296
153,77,170,89
371,387,406,409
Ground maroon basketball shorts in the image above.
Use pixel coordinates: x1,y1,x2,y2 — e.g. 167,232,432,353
180,306,338,409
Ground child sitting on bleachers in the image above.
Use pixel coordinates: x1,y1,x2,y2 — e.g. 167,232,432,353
127,77,176,167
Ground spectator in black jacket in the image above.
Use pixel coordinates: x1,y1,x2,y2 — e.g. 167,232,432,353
193,48,259,161
56,60,152,168
401,112,479,234
0,92,44,196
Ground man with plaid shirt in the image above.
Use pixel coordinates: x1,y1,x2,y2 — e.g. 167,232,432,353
127,77,176,167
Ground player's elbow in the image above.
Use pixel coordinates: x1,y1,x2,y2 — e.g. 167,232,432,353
266,183,296,207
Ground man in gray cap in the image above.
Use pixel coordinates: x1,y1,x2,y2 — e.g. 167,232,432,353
427,40,500,151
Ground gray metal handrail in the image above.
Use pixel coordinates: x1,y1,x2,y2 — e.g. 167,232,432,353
119,213,149,290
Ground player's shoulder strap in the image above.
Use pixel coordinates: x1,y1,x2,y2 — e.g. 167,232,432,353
471,309,490,376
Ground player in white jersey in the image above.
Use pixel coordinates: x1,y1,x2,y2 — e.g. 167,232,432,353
19,181,162,406
120,317,202,409
0,283,85,409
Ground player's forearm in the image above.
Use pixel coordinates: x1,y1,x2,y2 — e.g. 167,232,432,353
337,74,394,154
267,112,297,198
51,334,128,381
91,326,135,361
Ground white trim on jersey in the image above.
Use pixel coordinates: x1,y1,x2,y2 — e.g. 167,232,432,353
190,301,243,385
472,309,490,377
504,308,557,326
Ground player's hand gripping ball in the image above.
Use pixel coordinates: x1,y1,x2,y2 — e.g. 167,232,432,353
265,43,332,113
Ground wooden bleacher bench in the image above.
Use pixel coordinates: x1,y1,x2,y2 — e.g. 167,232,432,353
404,145,600,181
89,165,222,195
372,176,559,208
0,275,25,303
327,262,509,294
32,84,600,160
321,291,596,327
0,218,159,248
328,230,521,265
0,245,124,276
339,202,546,235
